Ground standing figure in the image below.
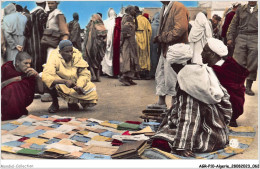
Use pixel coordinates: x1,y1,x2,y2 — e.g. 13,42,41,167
135,6,152,80
147,1,189,109
221,2,241,57
26,1,48,73
188,12,212,64
83,14,107,82
68,12,82,51
112,7,125,77
45,1,69,61
149,12,160,78
209,14,221,39
119,6,139,86
227,1,258,96
102,8,117,77
2,3,27,62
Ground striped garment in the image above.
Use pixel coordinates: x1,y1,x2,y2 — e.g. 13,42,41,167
153,85,232,153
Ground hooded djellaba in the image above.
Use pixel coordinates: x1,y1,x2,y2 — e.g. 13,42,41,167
83,14,107,82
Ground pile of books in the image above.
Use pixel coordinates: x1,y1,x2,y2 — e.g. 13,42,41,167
111,140,149,159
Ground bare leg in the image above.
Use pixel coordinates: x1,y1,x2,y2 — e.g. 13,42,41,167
158,95,166,105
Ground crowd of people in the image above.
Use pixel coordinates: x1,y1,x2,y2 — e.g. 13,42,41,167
1,1,258,157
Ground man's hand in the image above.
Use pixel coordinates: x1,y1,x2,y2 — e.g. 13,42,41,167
227,40,233,47
64,80,76,88
16,45,23,51
73,86,85,95
25,68,39,77
153,35,159,43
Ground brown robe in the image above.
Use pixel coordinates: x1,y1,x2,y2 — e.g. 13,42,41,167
120,14,139,74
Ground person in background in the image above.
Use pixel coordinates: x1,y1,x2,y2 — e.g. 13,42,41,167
188,12,212,64
1,9,7,65
135,6,152,80
83,14,107,82
45,1,69,61
202,38,249,127
221,2,241,45
112,7,125,77
210,14,221,39
2,3,27,63
227,1,258,96
102,8,117,77
97,12,102,18
42,40,98,113
147,1,189,109
119,6,139,86
68,12,82,51
25,1,48,73
143,13,151,23
149,12,160,79
1,52,44,121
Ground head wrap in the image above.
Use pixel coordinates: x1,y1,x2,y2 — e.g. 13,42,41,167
143,13,149,20
73,12,79,19
207,38,228,57
166,43,193,65
4,3,16,16
59,40,73,50
36,1,45,3
232,2,241,7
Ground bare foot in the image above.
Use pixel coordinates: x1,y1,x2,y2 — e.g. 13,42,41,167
176,149,195,157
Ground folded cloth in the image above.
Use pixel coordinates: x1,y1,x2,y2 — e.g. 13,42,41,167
177,64,224,104
117,123,140,131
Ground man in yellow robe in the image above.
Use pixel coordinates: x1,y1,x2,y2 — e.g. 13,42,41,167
135,6,152,79
42,40,98,113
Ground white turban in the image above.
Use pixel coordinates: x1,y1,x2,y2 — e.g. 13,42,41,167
166,43,193,65
207,38,228,57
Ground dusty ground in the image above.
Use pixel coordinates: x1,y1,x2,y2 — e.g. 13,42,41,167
1,76,258,160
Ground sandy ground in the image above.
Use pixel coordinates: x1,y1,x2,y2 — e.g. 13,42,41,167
1,76,258,160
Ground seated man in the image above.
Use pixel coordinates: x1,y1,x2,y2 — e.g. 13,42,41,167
202,38,249,127
151,43,232,157
1,52,44,121
42,40,98,113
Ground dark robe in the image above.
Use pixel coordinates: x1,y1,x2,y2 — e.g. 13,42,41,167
83,14,107,79
1,61,36,121
212,57,249,120
221,11,236,39
112,17,122,76
68,20,82,51
25,8,48,73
